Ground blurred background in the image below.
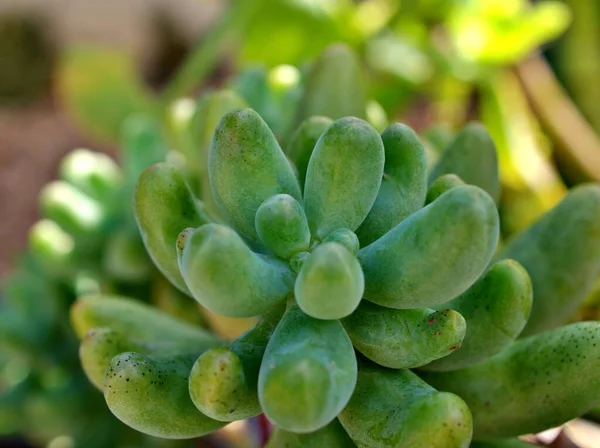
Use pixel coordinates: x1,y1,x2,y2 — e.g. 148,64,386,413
1,0,600,447
3,0,600,274
0,0,222,275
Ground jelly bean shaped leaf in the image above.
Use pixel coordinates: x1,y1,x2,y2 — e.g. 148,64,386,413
40,181,105,238
209,108,301,241
359,185,499,309
179,224,294,317
80,323,215,392
286,116,332,190
342,302,466,369
255,194,311,259
80,328,142,391
421,322,600,439
189,348,256,422
426,174,465,205
304,117,385,239
28,219,74,272
429,122,500,202
105,352,225,439
188,304,284,421
71,295,220,349
59,148,122,202
295,242,364,320
298,43,367,122
322,228,359,256
338,363,473,448
266,419,356,448
135,163,212,293
497,184,600,335
259,305,357,433
423,260,532,372
356,123,428,246
191,89,248,206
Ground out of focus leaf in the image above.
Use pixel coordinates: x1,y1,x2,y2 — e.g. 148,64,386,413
57,46,156,143
553,0,600,134
448,0,571,65
239,0,348,67
229,65,302,139
517,56,600,185
480,70,567,236
350,0,399,39
366,34,434,85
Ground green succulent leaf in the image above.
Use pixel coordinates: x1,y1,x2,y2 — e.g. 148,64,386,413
188,304,283,422
286,116,333,190
426,174,465,205
338,362,473,448
421,322,600,439
134,163,212,293
360,185,499,309
356,122,429,245
342,303,466,369
178,224,294,317
70,295,219,348
40,181,105,238
295,242,364,320
423,259,532,371
259,304,357,433
120,115,167,188
428,122,500,203
209,108,301,242
497,184,600,335
191,89,249,210
59,149,122,203
105,352,225,439
322,228,360,256
304,117,384,239
255,194,311,259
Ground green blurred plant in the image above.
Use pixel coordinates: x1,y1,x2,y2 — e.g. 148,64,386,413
547,0,600,134
0,117,217,446
56,0,586,237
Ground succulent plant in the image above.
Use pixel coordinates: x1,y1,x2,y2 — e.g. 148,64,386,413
0,149,137,446
71,102,600,448
0,114,207,446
